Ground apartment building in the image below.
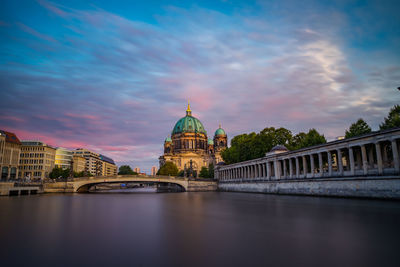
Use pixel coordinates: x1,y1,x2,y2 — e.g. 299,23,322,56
19,141,56,180
0,130,22,180
55,147,73,169
100,154,117,176
72,148,102,176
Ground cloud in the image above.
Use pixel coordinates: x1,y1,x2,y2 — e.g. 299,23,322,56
0,0,399,172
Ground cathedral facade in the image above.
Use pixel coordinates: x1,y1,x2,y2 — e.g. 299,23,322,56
159,103,227,176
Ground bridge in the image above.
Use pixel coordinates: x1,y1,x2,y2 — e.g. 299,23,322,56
215,127,400,199
44,175,217,193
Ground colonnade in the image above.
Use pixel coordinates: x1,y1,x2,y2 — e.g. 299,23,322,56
216,129,400,182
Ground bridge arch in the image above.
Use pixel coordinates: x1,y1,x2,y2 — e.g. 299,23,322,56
72,176,189,193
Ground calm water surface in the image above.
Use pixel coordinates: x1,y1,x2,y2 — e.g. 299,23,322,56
1,192,399,267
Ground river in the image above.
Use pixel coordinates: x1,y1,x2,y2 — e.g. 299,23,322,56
0,192,399,267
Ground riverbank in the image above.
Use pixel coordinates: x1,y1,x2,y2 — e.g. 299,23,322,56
218,176,400,199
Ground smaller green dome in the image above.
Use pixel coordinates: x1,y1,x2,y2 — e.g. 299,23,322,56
165,137,172,142
208,139,214,145
215,127,226,136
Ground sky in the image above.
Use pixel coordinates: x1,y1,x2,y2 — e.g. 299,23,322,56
1,0,399,173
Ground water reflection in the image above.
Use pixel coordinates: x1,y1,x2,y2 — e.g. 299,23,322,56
0,193,399,266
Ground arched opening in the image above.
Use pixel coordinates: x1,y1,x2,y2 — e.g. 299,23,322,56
76,181,186,193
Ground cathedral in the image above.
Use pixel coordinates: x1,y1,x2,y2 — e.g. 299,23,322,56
159,102,227,177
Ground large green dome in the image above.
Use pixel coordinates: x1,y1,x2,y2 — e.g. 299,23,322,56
172,115,207,135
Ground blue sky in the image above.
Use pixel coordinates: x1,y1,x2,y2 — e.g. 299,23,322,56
1,0,399,173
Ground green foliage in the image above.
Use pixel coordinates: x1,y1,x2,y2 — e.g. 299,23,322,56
158,161,179,176
222,127,326,164
118,165,137,175
208,163,214,178
199,166,209,178
73,171,92,178
49,167,70,179
290,129,327,150
177,170,184,177
380,105,400,130
345,118,372,138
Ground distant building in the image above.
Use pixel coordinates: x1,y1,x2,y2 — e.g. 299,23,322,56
134,167,140,173
100,154,117,176
55,147,73,169
72,155,86,173
151,166,158,176
0,130,22,180
72,149,117,176
72,148,102,176
19,140,56,180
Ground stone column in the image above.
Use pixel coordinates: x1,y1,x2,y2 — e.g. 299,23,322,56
337,149,343,176
274,160,279,179
361,145,368,175
289,158,293,178
318,152,323,177
375,142,383,175
392,140,399,173
278,160,282,179
349,147,355,176
266,161,271,179
327,151,332,176
283,159,287,178
310,154,315,178
302,156,307,178
295,157,300,178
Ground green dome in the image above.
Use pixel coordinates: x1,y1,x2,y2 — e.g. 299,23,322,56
165,137,172,142
208,139,214,145
172,115,207,135
215,127,226,136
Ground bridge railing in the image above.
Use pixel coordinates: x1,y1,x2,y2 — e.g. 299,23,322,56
216,128,400,182
66,175,189,182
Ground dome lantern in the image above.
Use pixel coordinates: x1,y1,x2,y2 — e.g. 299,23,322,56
186,100,192,116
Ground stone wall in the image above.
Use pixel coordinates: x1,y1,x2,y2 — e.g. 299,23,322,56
218,176,400,199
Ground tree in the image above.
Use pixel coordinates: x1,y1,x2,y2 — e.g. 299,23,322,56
208,163,214,178
380,105,400,130
345,118,372,138
222,127,294,164
158,161,179,176
291,129,326,150
118,165,137,175
49,167,70,179
199,167,209,178
222,127,326,164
